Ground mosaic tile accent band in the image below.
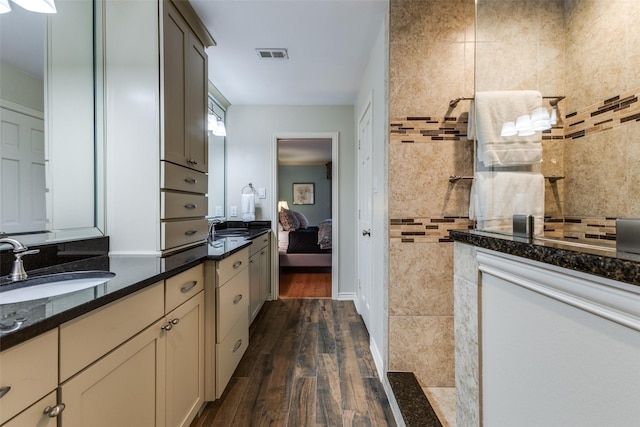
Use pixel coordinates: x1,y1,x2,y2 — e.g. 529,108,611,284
390,217,474,243
390,116,469,143
562,86,640,139
544,217,617,245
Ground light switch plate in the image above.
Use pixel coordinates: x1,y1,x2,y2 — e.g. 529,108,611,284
230,206,238,217
215,206,223,217
258,188,266,199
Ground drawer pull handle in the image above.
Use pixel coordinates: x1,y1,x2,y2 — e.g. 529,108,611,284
44,403,65,418
233,261,242,269
233,339,243,353
170,318,180,325
181,281,197,293
187,159,199,165
185,229,198,236
261,251,265,255
184,178,197,184
0,386,10,399
184,203,198,209
233,294,243,304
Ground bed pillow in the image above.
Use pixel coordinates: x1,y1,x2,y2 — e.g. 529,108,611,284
292,211,309,229
279,208,300,231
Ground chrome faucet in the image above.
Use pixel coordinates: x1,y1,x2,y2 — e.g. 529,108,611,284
208,218,224,239
0,238,40,281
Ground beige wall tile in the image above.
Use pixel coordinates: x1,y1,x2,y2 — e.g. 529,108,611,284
389,141,473,218
389,241,454,316
390,41,468,117
389,315,455,387
564,126,629,217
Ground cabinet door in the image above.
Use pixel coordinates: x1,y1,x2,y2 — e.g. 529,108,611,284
165,291,205,427
259,245,271,304
162,1,188,168
60,319,166,427
249,252,261,323
184,31,207,173
162,1,207,174
0,329,58,424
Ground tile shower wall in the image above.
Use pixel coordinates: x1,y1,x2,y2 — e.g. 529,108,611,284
388,0,474,388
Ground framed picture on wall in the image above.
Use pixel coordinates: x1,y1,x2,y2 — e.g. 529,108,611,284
292,183,315,205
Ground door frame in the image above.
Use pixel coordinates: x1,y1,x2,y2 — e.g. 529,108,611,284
270,131,339,300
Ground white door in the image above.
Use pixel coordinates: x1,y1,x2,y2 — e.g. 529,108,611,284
0,107,46,234
357,101,373,328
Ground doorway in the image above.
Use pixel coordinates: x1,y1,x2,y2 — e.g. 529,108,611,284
271,133,339,300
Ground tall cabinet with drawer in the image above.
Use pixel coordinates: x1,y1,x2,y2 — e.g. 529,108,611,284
249,232,271,323
104,0,214,254
160,0,214,254
204,248,250,400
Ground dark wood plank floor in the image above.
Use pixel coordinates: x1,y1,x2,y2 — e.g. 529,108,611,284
191,299,396,427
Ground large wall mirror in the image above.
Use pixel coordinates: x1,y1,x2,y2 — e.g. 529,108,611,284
208,90,226,218
0,0,103,244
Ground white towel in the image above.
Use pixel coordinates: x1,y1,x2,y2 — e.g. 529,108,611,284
241,194,255,221
468,90,543,167
469,171,545,236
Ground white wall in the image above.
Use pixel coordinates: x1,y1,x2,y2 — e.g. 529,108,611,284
225,105,356,296
355,16,389,379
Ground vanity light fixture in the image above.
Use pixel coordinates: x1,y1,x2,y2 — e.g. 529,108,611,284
0,0,11,14
11,0,57,13
208,110,226,136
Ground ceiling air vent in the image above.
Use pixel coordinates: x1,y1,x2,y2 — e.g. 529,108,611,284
256,48,289,60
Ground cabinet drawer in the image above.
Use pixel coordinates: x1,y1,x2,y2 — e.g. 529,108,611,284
216,266,249,342
0,329,58,425
216,248,249,286
59,282,164,382
2,391,57,427
161,218,208,251
249,233,270,256
165,264,204,313
215,314,249,399
161,161,208,194
161,192,208,220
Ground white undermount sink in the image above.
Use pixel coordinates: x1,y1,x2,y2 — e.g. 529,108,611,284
0,271,115,304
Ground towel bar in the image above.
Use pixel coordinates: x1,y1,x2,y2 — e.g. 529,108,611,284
449,175,565,183
449,95,565,108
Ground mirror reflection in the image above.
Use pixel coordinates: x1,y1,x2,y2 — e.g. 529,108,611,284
207,94,225,219
0,0,99,242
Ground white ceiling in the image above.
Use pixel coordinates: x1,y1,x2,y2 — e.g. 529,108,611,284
190,0,388,106
278,138,332,164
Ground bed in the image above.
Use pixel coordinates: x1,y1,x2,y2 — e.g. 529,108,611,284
278,210,332,268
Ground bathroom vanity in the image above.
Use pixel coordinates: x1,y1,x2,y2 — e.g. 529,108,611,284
0,226,271,427
451,230,640,427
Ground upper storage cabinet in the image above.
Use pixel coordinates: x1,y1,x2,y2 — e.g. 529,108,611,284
162,0,212,174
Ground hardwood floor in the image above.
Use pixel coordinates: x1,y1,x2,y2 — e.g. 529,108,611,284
191,299,396,427
279,269,332,299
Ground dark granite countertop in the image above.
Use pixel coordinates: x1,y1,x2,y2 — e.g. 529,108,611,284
450,230,640,287
0,224,271,351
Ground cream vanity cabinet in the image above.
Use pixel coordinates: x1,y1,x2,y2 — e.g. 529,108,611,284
0,329,59,426
59,264,205,427
204,248,250,400
249,233,271,323
160,0,210,254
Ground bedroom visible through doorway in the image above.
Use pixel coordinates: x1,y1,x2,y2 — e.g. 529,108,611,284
277,137,333,299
